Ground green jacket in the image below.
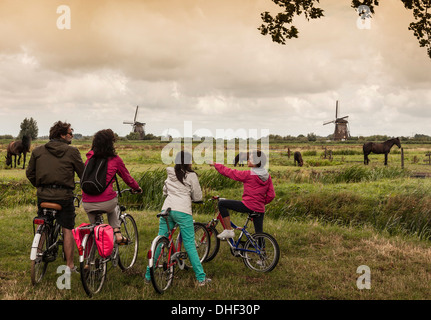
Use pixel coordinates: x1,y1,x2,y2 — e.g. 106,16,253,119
26,139,84,200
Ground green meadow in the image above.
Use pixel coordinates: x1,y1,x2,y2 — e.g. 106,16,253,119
2,139,431,300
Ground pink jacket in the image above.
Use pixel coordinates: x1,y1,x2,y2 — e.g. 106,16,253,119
82,150,140,203
214,163,275,213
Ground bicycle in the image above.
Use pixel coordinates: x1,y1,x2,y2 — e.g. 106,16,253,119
30,190,81,285
202,196,280,272
147,207,210,294
77,188,139,297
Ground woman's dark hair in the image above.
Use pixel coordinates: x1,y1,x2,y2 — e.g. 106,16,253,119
49,121,72,140
91,129,117,158
249,150,267,168
174,151,195,184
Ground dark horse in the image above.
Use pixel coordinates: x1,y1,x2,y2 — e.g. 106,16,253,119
6,135,31,169
294,151,303,167
234,152,249,167
363,137,401,165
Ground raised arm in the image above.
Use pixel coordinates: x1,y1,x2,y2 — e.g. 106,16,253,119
213,163,249,182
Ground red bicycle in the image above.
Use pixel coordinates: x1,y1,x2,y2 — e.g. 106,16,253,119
147,207,210,294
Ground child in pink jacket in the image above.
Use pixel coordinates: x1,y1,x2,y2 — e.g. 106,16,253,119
209,150,275,239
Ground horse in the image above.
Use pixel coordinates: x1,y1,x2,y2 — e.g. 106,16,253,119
6,135,31,169
234,152,249,167
363,137,401,166
294,151,303,167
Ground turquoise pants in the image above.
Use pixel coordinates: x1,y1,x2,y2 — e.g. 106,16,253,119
145,210,206,282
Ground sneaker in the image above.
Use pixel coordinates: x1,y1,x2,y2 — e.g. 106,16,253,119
66,266,79,274
217,229,235,240
198,278,212,287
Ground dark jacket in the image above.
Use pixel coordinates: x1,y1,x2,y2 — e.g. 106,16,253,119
26,139,84,200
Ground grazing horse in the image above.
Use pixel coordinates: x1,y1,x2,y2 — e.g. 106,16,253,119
234,152,249,167
294,151,303,167
363,137,401,165
6,135,31,169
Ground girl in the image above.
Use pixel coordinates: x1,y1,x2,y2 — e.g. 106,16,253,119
145,151,211,286
209,150,275,239
82,129,142,244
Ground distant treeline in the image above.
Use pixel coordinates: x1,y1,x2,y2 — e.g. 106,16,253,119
268,133,431,143
3,133,431,143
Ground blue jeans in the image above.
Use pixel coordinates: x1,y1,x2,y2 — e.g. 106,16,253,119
145,210,206,282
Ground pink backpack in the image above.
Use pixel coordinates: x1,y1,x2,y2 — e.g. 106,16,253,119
94,224,114,258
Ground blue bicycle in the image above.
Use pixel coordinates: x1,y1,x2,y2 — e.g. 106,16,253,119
203,196,280,272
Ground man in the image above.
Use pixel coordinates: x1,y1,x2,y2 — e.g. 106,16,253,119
26,121,84,272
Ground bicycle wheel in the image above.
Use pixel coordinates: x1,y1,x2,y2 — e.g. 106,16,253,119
205,225,220,262
183,222,210,269
149,236,173,294
30,226,49,285
242,232,280,272
80,234,107,297
118,214,139,270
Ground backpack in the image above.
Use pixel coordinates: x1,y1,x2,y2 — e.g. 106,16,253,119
94,224,114,258
80,157,115,195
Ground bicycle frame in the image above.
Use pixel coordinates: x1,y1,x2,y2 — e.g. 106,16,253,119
148,218,185,272
208,199,265,256
30,209,62,261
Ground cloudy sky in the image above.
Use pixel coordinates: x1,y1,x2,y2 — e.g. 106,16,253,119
0,0,430,139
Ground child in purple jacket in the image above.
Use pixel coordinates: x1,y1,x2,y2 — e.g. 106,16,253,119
209,150,275,239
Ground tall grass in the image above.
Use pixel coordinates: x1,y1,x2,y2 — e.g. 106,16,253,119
270,165,409,184
118,167,241,211
4,164,431,241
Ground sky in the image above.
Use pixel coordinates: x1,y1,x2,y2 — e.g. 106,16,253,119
0,0,430,139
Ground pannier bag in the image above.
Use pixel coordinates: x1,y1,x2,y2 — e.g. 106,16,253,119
94,224,114,258
73,223,92,258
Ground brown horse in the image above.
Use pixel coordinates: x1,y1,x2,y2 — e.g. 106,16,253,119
294,151,303,167
234,152,249,167
6,135,31,169
363,137,401,165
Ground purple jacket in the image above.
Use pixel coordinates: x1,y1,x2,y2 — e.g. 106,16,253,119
82,150,140,203
214,163,275,213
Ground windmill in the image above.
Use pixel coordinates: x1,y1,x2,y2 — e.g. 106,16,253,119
323,100,350,141
123,106,146,140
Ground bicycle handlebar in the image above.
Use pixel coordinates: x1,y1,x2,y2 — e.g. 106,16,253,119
117,188,141,195
75,181,141,195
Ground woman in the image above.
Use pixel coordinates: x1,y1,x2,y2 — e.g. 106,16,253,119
145,151,211,286
82,129,142,244
209,150,275,239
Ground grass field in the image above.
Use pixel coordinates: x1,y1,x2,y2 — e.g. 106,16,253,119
2,139,431,301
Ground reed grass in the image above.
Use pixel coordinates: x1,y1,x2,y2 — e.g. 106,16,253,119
3,164,431,241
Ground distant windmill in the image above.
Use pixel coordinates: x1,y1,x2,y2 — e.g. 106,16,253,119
323,100,350,141
123,106,146,140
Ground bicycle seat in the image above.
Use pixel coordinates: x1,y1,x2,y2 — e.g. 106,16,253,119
40,202,62,211
88,210,106,215
249,212,263,218
157,208,171,218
